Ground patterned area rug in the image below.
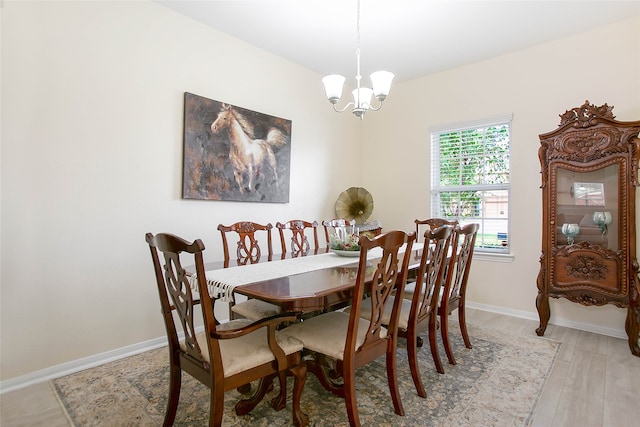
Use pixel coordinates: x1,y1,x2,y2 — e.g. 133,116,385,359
52,323,559,426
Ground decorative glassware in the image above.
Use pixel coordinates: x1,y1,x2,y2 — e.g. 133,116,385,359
592,211,612,236
329,226,360,252
561,223,580,245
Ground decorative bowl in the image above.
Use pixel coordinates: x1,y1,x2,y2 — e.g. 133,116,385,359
329,230,361,254
331,249,361,257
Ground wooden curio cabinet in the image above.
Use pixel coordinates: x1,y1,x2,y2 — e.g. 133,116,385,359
536,101,640,356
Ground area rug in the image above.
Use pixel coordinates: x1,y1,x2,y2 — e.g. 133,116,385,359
52,323,559,426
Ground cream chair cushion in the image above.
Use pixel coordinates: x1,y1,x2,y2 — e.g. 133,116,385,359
282,311,387,360
402,280,426,300
346,297,415,330
182,320,303,377
231,299,282,321
216,318,254,330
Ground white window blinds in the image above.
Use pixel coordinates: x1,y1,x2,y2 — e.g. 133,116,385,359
430,115,512,251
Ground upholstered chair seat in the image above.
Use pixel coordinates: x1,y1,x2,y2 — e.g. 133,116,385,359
402,281,426,300
187,324,304,377
347,296,416,331
231,299,282,321
283,311,387,361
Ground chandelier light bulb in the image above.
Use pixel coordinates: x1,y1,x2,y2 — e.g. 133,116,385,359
370,71,394,101
352,87,373,109
322,75,346,104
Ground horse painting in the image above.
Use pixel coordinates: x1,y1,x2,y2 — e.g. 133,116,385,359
211,104,288,194
181,92,291,203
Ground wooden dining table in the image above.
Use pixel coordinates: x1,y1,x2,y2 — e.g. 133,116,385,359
190,243,425,316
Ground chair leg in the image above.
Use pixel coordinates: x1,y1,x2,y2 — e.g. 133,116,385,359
270,371,288,411
459,304,472,349
236,383,252,394
385,341,405,416
163,363,181,427
209,383,225,427
305,354,344,397
441,311,457,365
343,364,360,427
235,374,275,416
290,362,309,427
416,335,424,347
406,328,427,398
429,315,445,374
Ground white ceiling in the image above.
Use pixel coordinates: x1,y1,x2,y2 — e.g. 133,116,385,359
157,1,640,82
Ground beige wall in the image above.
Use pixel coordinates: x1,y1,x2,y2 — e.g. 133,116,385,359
0,1,361,381
1,1,639,383
364,16,640,335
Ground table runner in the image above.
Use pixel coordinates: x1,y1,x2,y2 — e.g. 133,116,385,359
191,243,423,302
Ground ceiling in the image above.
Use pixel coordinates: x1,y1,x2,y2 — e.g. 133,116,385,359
157,1,640,83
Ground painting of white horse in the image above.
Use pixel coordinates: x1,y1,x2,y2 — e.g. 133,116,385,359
182,93,291,202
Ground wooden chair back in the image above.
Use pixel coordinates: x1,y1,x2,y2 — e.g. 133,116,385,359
345,230,416,422
410,225,454,332
275,220,321,257
405,225,453,386
350,230,416,356
279,230,415,426
414,218,458,243
145,232,308,427
439,223,479,363
217,221,273,267
444,224,478,310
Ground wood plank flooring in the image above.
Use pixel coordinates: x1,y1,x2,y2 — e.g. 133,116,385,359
1,308,638,426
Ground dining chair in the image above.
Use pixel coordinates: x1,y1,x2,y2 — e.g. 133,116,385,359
218,221,274,267
352,225,453,393
322,218,357,248
404,218,459,297
275,220,322,257
145,232,308,427
282,230,416,427
217,221,282,321
414,217,458,243
438,223,479,366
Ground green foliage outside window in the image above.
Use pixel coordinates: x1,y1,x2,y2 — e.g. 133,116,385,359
431,121,510,251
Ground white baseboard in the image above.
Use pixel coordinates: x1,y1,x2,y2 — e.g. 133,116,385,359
1,304,628,395
466,301,628,340
0,335,169,395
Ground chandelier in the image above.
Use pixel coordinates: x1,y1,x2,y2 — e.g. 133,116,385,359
321,0,394,119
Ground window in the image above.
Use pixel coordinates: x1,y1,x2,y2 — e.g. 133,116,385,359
430,115,511,253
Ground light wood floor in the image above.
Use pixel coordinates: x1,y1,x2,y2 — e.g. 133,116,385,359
1,308,639,426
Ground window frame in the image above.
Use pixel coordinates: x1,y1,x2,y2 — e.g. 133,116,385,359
430,114,513,256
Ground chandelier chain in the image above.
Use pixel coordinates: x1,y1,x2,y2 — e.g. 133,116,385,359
356,0,361,50
355,0,362,102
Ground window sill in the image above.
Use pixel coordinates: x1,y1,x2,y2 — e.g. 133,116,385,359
474,252,514,263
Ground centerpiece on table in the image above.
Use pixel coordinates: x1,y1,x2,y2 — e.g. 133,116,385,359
330,229,361,257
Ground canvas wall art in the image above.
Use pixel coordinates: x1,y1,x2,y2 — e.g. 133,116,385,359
182,92,291,202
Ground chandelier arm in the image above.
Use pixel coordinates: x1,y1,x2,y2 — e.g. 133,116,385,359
365,99,384,112
332,102,356,113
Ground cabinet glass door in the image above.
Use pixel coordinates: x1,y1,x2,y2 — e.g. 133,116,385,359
554,164,619,251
